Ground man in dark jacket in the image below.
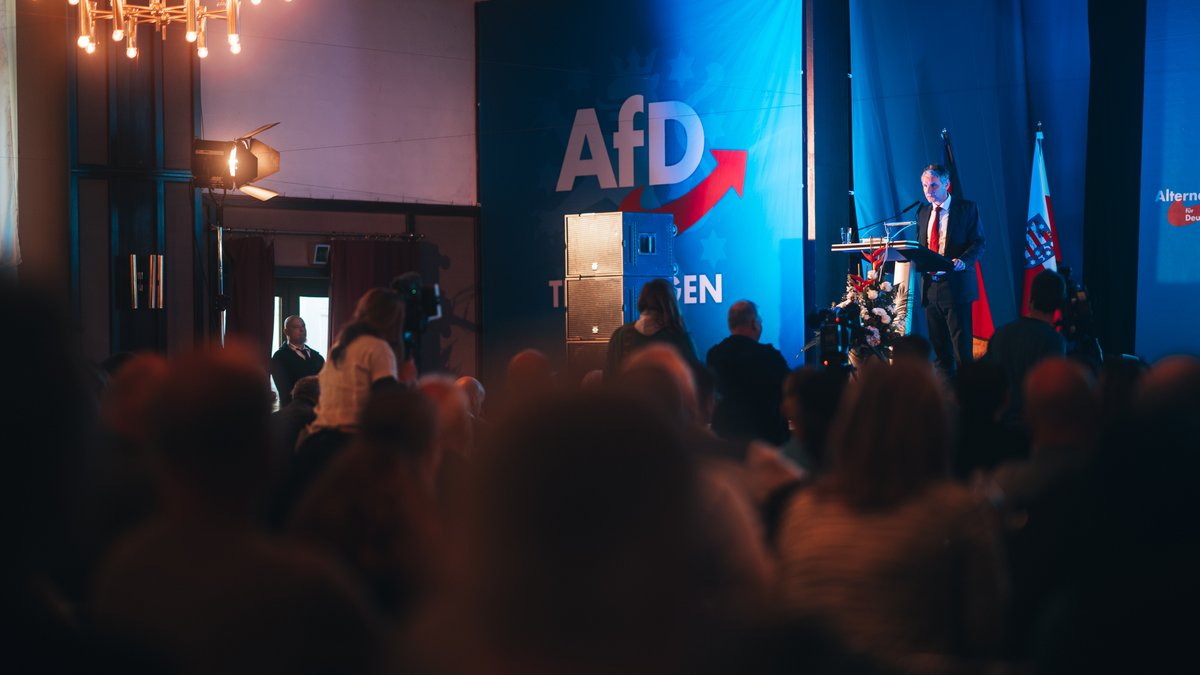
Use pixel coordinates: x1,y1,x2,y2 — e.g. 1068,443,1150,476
706,300,791,445
271,315,325,406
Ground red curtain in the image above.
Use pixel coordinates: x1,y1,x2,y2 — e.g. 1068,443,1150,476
223,237,276,360
329,240,419,340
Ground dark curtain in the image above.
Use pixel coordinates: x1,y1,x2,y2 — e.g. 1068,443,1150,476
329,240,418,341
223,236,276,360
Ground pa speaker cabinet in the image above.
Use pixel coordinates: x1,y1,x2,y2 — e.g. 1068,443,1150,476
565,212,677,278
565,341,609,387
565,276,659,341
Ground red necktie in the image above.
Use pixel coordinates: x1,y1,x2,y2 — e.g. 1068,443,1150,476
928,205,941,253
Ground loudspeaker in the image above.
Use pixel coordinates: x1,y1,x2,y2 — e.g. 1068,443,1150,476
565,341,609,387
565,212,677,278
565,276,660,340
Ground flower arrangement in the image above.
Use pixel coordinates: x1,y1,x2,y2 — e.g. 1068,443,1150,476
836,261,907,353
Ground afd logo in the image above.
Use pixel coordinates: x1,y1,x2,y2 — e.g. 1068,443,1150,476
556,94,746,234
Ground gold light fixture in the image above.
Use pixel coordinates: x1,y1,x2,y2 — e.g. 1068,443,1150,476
68,0,291,60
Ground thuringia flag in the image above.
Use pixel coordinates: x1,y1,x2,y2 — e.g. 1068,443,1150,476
1022,130,1063,314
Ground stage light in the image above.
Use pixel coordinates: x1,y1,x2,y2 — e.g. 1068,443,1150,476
193,123,281,201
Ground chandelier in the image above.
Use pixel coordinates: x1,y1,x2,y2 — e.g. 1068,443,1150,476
69,0,289,60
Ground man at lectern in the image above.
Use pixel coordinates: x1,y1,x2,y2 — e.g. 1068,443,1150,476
917,164,986,377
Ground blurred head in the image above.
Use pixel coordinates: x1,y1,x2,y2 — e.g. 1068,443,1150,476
151,342,275,509
455,376,486,419
419,374,474,464
1023,358,1099,455
619,343,700,432
782,367,848,472
459,391,697,672
823,361,952,509
727,300,762,340
283,315,308,346
506,349,556,398
358,385,438,467
637,278,686,334
1029,269,1067,315
100,352,171,446
891,333,934,366
290,375,320,406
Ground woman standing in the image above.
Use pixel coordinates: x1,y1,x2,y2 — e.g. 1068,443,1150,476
272,287,413,526
604,277,699,378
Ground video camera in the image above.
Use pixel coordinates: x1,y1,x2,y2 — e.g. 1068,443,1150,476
1056,266,1103,367
816,304,862,368
390,272,443,356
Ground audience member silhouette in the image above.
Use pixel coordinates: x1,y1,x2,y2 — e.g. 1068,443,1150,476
707,299,791,445
277,287,408,526
605,277,700,378
776,361,1008,671
984,269,1067,425
953,360,1029,479
272,374,320,457
289,386,443,623
90,343,381,674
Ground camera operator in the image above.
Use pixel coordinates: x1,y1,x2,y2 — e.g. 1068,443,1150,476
983,269,1067,426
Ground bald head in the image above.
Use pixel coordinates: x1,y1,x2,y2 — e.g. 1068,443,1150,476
283,315,308,347
456,376,486,419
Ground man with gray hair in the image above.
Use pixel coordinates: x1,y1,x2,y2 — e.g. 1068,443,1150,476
705,299,791,445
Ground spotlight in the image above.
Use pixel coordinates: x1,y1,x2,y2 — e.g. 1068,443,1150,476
192,122,281,200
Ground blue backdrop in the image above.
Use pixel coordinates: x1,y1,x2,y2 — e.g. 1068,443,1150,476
1136,0,1200,362
848,0,1091,332
477,0,806,383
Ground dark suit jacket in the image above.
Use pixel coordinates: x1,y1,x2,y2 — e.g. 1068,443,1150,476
271,344,325,406
917,197,986,305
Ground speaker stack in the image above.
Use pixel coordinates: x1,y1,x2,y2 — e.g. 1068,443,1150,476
563,211,677,384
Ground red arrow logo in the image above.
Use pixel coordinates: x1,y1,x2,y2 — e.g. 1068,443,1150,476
1168,199,1200,227
620,149,747,234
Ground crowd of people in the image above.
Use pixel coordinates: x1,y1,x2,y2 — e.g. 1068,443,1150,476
3,276,1197,675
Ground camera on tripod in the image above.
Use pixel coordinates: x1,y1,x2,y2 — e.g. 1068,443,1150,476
390,272,442,357
817,304,862,367
1056,266,1103,367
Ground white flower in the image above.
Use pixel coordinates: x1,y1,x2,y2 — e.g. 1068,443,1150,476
881,314,891,324
880,281,893,292
867,270,877,280
867,290,879,300
865,326,881,346
872,307,887,317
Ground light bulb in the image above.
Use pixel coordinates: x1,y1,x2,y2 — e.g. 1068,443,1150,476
186,31,197,42
77,35,91,48
112,29,124,41
228,33,239,45
230,42,242,54
251,0,261,4
85,42,96,54
197,46,209,58
126,46,137,59
68,0,80,5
